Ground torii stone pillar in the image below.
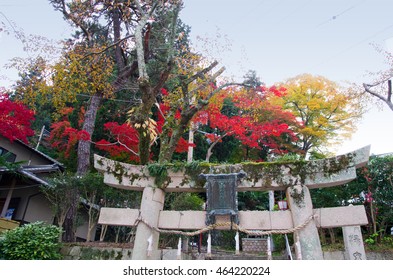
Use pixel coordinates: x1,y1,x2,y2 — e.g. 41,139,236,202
342,225,366,260
94,145,371,260
287,182,323,260
132,187,165,260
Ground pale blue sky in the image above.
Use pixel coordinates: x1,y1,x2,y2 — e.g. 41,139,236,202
182,0,393,85
181,0,393,156
1,0,392,155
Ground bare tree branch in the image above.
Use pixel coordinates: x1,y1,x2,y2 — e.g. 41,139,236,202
363,81,393,111
50,0,91,42
185,60,219,84
188,66,225,97
206,133,227,162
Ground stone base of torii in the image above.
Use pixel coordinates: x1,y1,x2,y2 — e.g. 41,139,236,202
94,146,370,260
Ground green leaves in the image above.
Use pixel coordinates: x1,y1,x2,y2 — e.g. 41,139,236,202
0,222,63,260
147,163,170,187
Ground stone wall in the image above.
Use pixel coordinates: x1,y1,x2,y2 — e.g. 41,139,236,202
60,244,393,260
60,245,191,260
61,245,133,260
323,250,393,260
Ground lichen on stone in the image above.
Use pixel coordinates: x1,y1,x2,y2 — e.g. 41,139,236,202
289,184,306,208
96,151,359,190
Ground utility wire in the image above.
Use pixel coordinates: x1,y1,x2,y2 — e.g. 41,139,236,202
316,0,367,27
75,93,137,104
311,23,393,71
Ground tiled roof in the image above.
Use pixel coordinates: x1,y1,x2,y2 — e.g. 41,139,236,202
0,164,62,186
15,139,64,170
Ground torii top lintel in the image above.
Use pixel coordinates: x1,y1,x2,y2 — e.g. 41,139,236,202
94,145,370,192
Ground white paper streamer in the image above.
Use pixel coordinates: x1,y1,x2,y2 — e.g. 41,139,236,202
295,234,302,260
147,234,153,257
207,232,212,257
177,237,182,259
235,231,240,254
267,235,272,260
285,234,293,260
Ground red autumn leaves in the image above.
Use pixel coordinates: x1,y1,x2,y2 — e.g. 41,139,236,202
0,92,35,143
1,84,297,162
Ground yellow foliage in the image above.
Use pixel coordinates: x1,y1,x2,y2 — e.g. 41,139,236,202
280,74,362,152
50,44,114,118
14,43,114,120
13,57,50,110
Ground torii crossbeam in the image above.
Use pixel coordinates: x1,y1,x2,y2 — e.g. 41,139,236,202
94,146,370,260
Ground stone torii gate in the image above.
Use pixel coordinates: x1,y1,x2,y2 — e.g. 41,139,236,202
94,146,370,260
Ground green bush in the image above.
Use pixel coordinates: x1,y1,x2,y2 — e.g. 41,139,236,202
168,193,204,211
0,222,63,260
272,234,286,252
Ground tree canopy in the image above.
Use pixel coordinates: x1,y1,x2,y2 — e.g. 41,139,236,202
195,84,298,161
0,89,35,143
278,74,362,157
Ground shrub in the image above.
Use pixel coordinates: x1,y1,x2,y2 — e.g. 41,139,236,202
170,193,204,211
0,222,63,260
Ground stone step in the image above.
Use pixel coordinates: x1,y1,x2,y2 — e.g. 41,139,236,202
209,254,270,260
205,249,286,260
209,254,287,260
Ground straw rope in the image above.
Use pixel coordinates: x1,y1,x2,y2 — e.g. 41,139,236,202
135,214,316,237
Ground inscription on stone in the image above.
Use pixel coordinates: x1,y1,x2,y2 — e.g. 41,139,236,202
343,226,366,260
353,251,362,260
349,234,361,246
200,172,246,225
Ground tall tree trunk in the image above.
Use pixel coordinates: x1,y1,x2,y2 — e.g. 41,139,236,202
328,228,336,244
370,200,377,235
77,92,103,174
62,184,79,242
63,92,103,242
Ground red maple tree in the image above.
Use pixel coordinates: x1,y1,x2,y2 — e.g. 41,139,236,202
48,107,90,158
194,85,298,161
48,96,193,162
47,84,296,163
94,122,140,162
0,92,35,143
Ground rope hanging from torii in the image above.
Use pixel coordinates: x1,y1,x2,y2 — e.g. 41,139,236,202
134,214,317,237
